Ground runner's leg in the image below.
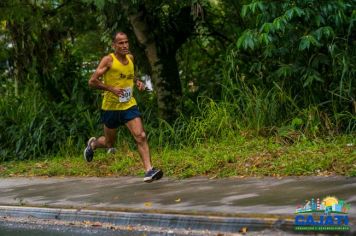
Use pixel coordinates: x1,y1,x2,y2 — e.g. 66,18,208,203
91,125,117,149
125,117,152,172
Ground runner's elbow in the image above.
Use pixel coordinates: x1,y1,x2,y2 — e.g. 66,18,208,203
88,78,96,88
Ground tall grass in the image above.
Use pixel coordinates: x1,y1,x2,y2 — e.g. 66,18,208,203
143,97,239,147
218,76,355,138
137,75,355,149
1,79,354,162
0,84,99,161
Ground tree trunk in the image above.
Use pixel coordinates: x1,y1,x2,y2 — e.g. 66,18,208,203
128,10,182,122
8,21,27,96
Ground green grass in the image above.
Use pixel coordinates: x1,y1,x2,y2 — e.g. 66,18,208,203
1,134,355,178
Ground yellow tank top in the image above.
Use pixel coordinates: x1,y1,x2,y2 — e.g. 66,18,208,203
101,53,137,110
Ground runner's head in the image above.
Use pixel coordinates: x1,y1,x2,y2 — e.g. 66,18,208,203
113,32,129,56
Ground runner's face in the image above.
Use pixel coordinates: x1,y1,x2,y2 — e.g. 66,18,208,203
114,34,129,56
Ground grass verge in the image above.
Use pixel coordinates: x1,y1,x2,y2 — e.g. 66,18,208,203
0,134,355,178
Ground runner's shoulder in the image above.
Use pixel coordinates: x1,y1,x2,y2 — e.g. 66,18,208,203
101,54,113,67
127,54,134,62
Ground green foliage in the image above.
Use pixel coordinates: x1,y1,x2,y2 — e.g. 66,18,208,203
225,0,356,134
1,135,355,177
0,0,355,163
0,85,100,161
145,98,239,147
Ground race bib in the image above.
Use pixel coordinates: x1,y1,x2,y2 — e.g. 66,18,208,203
119,87,132,103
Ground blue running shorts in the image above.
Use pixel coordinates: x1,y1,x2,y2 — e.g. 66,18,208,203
101,106,141,129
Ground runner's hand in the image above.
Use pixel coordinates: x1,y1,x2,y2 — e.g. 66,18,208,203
136,80,145,91
111,87,124,97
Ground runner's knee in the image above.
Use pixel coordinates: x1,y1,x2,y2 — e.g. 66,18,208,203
134,131,146,143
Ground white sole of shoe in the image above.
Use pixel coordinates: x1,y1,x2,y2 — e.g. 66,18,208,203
83,137,96,162
143,170,163,183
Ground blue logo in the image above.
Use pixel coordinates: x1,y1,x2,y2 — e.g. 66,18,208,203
294,196,350,231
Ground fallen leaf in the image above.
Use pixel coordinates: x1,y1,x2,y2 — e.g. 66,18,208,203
175,198,181,202
144,202,152,207
91,222,102,227
35,163,43,168
239,227,248,233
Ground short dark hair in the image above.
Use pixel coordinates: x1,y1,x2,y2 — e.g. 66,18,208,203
112,32,127,42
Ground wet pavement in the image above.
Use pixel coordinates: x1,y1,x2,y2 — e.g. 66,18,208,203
0,176,355,235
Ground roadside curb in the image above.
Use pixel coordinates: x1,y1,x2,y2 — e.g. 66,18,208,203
0,205,294,234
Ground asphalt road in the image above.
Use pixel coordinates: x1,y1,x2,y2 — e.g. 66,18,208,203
0,176,354,235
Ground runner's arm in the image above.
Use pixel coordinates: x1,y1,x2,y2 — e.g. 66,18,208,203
88,56,123,96
128,54,145,91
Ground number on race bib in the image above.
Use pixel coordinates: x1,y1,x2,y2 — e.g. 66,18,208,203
119,88,132,103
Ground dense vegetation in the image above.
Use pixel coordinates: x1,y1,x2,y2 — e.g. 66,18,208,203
0,0,355,175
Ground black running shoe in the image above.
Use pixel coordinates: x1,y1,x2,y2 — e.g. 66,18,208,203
144,168,163,183
84,137,96,162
